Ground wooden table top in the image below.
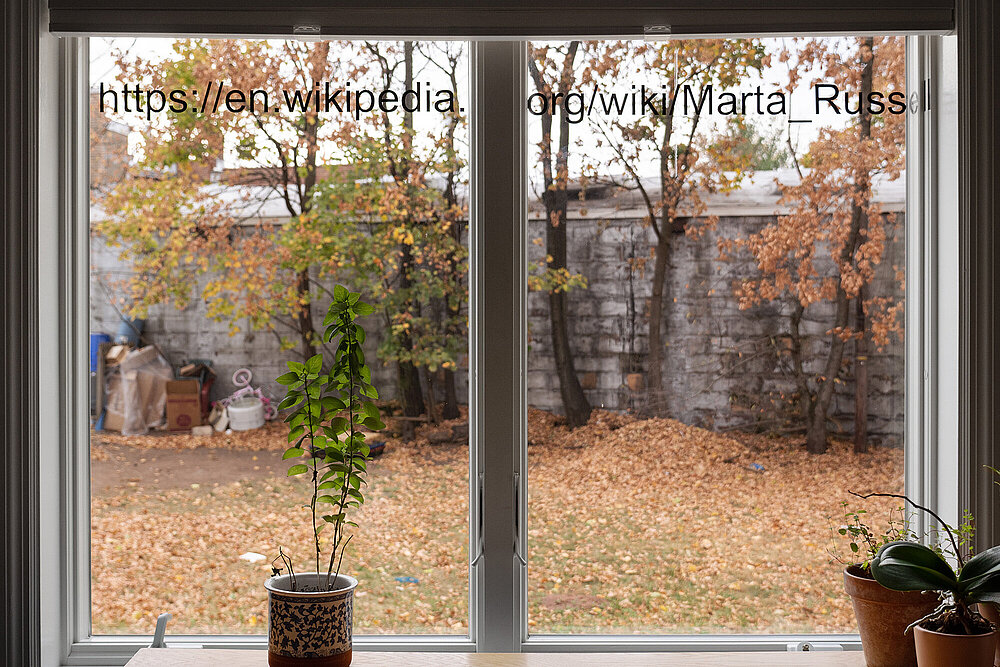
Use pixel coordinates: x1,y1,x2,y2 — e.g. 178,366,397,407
126,648,867,666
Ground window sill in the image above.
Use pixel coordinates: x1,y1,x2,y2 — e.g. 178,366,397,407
124,648,866,666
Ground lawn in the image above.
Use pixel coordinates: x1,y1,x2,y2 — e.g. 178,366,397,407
91,409,903,636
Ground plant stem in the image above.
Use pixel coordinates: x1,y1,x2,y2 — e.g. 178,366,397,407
850,491,966,568
305,373,320,577
327,313,360,589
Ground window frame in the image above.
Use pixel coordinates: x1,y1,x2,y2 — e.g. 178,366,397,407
42,26,959,667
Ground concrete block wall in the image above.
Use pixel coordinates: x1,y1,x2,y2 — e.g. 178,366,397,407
91,211,904,445
525,212,905,446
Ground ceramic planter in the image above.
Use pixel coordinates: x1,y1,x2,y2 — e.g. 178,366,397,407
844,565,939,667
914,625,997,667
265,573,358,667
976,602,1000,666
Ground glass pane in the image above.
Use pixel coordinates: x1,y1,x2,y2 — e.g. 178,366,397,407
89,38,470,635
525,36,908,634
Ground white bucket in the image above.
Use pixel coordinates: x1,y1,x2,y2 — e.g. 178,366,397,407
227,397,265,431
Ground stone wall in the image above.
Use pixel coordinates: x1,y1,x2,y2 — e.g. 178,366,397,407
524,212,905,446
90,209,904,445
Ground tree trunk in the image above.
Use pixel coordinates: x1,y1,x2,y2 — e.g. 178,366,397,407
854,290,869,453
646,231,671,414
396,243,425,418
294,268,318,360
397,361,424,419
442,367,460,420
422,367,441,424
528,43,591,428
806,410,829,455
805,37,874,455
393,42,425,419
545,165,590,427
853,37,874,454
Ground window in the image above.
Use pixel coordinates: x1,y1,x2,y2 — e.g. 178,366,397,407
88,37,471,638
38,16,959,666
524,36,910,636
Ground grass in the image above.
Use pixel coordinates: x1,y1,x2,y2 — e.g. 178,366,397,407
91,409,904,636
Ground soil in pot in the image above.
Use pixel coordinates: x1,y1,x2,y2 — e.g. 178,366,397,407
844,564,940,667
265,573,358,667
914,624,997,667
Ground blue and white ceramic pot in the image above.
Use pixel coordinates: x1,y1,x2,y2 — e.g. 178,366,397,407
265,573,358,667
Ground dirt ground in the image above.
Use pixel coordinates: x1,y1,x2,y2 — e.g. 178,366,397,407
92,444,285,494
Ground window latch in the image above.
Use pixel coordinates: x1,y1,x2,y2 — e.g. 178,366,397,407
787,642,844,651
514,472,526,567
292,24,323,41
470,471,484,567
643,24,672,41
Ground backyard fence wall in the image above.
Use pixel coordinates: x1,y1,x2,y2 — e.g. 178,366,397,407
91,191,905,446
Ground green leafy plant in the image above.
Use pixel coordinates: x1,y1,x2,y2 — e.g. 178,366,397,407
271,286,385,591
864,492,1000,635
831,501,915,573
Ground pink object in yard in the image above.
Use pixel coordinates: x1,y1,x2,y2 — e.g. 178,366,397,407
213,367,277,421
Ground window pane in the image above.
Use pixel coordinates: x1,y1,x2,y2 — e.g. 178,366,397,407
89,38,470,635
525,36,908,634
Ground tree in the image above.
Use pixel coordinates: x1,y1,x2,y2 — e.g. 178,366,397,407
98,39,345,361
721,37,905,453
528,41,592,428
96,40,469,422
711,117,790,171
300,41,469,422
586,39,765,414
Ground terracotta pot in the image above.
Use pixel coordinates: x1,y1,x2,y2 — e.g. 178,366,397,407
265,573,358,667
844,565,939,667
977,602,1000,666
914,624,997,667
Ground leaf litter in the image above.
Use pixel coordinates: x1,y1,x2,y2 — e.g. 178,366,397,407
91,409,902,635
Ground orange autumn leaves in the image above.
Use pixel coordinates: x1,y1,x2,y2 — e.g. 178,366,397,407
722,37,905,351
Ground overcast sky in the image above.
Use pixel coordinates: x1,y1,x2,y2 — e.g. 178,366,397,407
90,37,878,184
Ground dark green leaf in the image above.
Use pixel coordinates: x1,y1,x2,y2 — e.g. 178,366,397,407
871,541,958,592
959,546,1000,594
276,371,300,386
278,394,301,410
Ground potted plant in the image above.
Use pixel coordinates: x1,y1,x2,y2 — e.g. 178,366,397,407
836,499,939,667
979,467,1000,667
265,286,384,667
869,496,1000,667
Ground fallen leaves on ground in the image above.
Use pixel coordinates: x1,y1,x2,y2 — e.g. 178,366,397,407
91,409,902,636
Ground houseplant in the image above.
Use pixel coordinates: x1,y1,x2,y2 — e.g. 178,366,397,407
265,286,384,667
979,467,1000,666
869,496,1000,667
836,500,938,667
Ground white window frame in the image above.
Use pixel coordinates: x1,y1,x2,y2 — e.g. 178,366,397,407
38,26,959,667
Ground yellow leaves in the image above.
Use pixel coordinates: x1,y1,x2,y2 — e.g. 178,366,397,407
390,227,415,245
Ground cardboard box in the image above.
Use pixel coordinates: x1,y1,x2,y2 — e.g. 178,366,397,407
166,379,202,430
104,344,128,366
101,349,173,433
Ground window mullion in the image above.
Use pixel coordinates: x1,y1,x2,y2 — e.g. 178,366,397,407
470,39,526,653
